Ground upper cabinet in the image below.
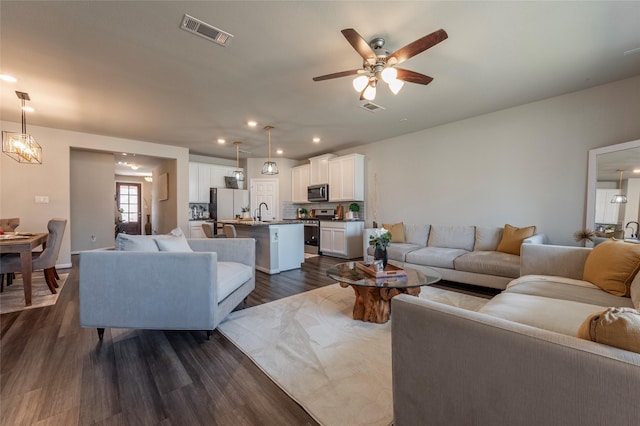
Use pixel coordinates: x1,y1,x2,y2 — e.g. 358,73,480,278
309,154,336,185
328,154,364,202
292,164,310,203
189,162,243,203
595,188,620,224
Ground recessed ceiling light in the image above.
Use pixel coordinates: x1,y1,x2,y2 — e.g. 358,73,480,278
0,74,17,83
633,169,640,174
122,153,128,156
217,138,226,144
276,149,283,155
312,137,320,143
247,120,257,127
130,165,139,170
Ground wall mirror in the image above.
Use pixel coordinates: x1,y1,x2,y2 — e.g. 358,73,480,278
586,138,640,246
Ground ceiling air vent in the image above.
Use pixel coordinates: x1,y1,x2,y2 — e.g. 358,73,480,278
181,14,233,47
360,102,385,112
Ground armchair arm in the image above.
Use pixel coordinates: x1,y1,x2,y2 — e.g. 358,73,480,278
520,243,591,279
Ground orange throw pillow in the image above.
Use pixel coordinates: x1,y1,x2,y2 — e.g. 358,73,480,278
496,224,536,255
382,222,405,243
583,239,640,297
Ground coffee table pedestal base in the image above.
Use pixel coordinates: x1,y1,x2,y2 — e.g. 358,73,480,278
340,283,421,323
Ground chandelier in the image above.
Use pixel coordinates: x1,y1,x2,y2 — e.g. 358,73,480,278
2,91,42,164
261,125,279,175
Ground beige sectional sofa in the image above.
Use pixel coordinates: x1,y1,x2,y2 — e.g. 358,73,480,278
365,224,547,290
391,242,640,425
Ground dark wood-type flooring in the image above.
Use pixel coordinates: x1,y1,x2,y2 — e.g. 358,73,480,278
0,254,497,425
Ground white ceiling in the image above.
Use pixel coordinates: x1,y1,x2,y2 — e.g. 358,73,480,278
2,1,640,173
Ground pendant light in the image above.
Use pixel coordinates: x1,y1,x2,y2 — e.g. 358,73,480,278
261,125,279,175
611,169,627,204
2,91,42,164
233,141,245,181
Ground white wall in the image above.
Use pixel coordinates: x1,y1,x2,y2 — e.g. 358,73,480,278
339,75,640,246
0,123,190,266
70,150,115,251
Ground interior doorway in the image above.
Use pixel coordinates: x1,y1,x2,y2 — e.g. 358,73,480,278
250,178,279,220
116,182,142,235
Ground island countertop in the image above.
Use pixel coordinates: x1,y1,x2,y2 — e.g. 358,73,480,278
219,219,304,226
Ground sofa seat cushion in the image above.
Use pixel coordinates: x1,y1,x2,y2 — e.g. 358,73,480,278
368,243,424,262
506,275,635,308
479,292,607,336
405,247,469,269
217,261,253,302
454,251,520,278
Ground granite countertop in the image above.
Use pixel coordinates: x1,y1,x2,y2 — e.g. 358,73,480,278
219,219,304,227
318,219,365,222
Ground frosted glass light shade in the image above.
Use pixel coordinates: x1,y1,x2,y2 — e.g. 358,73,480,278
353,75,369,92
381,67,397,83
363,85,376,101
2,131,42,164
388,79,404,95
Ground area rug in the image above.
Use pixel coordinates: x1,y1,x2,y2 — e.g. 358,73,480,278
0,273,69,314
218,284,489,426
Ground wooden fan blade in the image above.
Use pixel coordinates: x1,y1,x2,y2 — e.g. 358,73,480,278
387,29,448,66
396,68,433,85
313,69,361,81
341,28,376,65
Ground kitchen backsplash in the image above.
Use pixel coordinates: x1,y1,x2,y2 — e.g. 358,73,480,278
284,201,365,220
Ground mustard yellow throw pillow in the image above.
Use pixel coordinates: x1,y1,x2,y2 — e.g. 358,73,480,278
496,224,536,255
577,307,640,354
583,239,640,297
382,222,405,243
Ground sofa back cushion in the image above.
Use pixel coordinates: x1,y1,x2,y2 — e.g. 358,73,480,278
404,224,430,246
427,225,475,251
583,239,640,297
577,307,640,353
474,227,503,251
496,224,536,255
115,234,160,251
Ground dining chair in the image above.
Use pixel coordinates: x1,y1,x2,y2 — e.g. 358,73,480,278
0,217,20,232
223,224,237,238
0,218,67,294
202,222,215,238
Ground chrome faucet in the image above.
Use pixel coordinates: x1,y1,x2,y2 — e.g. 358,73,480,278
257,202,269,222
625,221,639,239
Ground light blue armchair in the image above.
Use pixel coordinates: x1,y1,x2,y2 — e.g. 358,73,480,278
79,238,255,339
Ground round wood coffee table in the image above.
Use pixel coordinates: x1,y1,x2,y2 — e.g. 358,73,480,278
326,261,441,323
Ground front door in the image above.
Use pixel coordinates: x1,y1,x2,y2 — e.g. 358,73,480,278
250,178,278,221
116,182,142,235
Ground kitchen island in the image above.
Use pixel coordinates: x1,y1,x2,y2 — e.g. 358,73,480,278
220,220,304,274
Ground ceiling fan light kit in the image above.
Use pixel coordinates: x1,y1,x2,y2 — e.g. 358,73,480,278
313,28,448,102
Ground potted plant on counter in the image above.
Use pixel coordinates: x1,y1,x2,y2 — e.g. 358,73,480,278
241,206,251,219
298,208,308,219
347,203,360,220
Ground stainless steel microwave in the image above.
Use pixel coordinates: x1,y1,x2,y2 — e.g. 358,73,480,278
307,184,329,202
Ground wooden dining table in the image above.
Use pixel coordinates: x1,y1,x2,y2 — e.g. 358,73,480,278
0,233,48,306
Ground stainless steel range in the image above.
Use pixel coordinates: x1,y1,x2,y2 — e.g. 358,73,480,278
304,209,334,254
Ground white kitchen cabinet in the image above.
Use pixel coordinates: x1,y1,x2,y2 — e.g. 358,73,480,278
328,153,364,202
291,164,310,203
189,220,207,238
190,162,245,203
595,188,621,224
189,163,200,202
309,154,335,185
320,220,364,259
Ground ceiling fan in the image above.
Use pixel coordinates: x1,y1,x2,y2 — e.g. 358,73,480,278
313,28,448,101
